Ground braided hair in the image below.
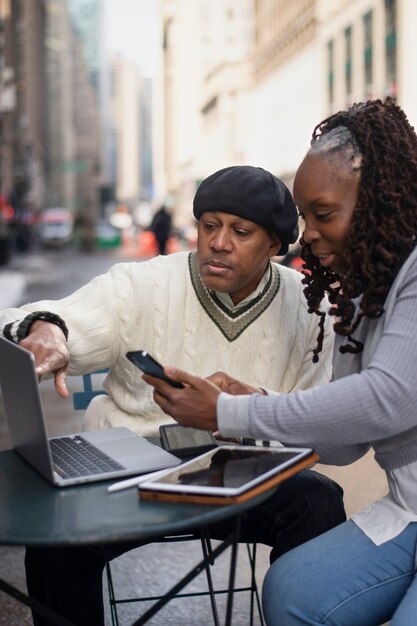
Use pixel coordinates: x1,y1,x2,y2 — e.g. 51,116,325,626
300,98,417,362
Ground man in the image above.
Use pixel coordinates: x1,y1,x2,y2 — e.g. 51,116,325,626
0,166,345,625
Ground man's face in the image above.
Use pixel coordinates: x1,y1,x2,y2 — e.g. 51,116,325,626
197,211,281,305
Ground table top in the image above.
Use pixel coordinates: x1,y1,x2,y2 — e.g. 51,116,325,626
0,449,272,547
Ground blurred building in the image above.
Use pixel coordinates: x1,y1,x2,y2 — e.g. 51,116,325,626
68,0,112,220
71,34,100,220
246,0,415,178
250,0,416,180
45,0,77,210
157,0,416,225
0,0,47,214
140,77,153,201
248,0,323,184
0,0,15,205
45,0,101,219
398,0,417,127
67,0,101,88
197,0,253,176
67,0,102,222
111,55,140,207
159,0,253,226
1,0,415,237
0,0,102,230
320,0,417,128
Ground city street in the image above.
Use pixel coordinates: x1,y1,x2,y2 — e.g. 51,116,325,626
0,1,408,623
5,243,138,304
0,244,389,625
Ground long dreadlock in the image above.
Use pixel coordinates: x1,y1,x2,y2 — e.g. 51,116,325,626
301,98,417,362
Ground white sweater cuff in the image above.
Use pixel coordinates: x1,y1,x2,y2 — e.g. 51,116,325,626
217,392,251,438
2,316,26,343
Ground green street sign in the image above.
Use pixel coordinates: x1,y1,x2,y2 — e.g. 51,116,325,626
60,161,88,173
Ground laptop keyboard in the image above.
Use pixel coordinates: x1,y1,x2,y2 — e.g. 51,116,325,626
50,435,124,479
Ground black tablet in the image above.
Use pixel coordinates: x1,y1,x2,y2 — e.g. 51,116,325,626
138,444,318,504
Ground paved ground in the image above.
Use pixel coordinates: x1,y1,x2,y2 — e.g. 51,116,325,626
0,254,389,625
0,270,26,309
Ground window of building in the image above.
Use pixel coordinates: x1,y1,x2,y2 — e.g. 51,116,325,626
363,10,373,96
344,26,352,98
201,95,218,116
327,39,334,105
384,0,397,97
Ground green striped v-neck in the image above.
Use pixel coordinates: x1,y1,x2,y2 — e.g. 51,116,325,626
188,251,280,342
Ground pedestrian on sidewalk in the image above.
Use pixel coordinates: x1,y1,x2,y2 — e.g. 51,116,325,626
150,204,172,255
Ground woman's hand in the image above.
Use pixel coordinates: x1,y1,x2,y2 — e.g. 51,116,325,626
207,371,264,396
142,367,221,431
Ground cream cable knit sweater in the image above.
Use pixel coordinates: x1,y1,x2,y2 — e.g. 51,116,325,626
0,252,333,437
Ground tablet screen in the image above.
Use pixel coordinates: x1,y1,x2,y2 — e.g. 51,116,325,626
139,445,314,496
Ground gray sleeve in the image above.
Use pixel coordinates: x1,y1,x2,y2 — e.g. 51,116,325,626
217,391,370,465
217,393,251,437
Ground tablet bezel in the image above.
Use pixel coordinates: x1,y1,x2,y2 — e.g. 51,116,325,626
138,444,316,498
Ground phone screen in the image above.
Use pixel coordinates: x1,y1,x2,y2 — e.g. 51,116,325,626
126,350,184,388
160,424,217,456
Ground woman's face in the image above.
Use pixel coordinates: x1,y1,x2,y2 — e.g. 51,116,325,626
293,153,360,276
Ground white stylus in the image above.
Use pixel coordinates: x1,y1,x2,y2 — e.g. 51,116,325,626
107,468,167,493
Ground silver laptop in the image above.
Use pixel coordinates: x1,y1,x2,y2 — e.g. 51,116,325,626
0,336,181,487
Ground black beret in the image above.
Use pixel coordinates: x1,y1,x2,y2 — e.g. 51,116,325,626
193,165,299,255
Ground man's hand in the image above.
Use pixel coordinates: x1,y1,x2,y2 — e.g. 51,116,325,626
142,367,220,431
207,371,264,396
19,320,70,398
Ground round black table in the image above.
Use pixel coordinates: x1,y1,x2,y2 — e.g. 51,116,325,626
0,449,271,625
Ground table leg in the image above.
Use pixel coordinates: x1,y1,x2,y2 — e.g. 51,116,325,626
224,515,241,626
200,531,221,626
0,575,76,626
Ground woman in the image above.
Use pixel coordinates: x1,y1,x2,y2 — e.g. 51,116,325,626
144,98,417,625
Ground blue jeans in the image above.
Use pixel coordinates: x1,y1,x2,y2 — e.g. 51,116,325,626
262,519,417,626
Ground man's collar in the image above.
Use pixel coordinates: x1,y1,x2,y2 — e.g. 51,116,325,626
211,265,272,312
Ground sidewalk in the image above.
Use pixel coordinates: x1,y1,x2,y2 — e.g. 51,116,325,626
0,269,26,309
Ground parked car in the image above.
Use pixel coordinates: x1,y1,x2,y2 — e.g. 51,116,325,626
38,208,74,248
0,195,14,265
94,220,122,249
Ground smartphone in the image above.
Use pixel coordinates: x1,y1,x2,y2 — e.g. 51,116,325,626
159,423,217,458
125,350,184,389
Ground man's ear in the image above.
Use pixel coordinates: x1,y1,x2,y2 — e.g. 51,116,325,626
268,234,282,257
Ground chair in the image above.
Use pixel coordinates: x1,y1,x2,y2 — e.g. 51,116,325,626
105,535,262,626
72,369,109,410
73,370,264,626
